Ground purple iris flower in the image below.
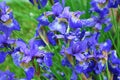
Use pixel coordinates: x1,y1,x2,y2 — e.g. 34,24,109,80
90,0,109,17
0,70,15,80
47,31,56,46
49,18,68,34
52,2,63,16
43,53,53,67
0,52,7,63
25,67,35,80
29,0,48,9
16,38,45,63
61,57,72,68
15,38,53,67
0,34,6,45
12,49,22,67
113,74,120,80
60,31,110,78
94,60,106,74
0,2,20,37
108,50,120,80
94,0,106,3
59,7,72,19
0,68,35,80
107,0,119,8
100,39,112,52
69,11,84,28
71,71,78,80
43,72,56,80
108,50,120,75
37,14,50,26
89,0,113,31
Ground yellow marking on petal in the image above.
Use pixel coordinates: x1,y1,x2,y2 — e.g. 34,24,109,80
81,73,88,80
4,19,12,25
66,54,74,65
7,8,12,14
79,61,83,65
20,62,30,68
58,18,68,23
64,48,74,65
34,0,37,4
38,28,51,51
102,51,108,61
72,13,80,20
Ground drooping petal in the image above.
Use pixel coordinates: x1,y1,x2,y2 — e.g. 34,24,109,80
49,18,67,34
12,51,22,67
94,60,106,74
29,0,48,9
69,15,82,28
0,34,6,44
107,0,118,8
47,31,56,46
0,70,15,80
70,71,77,80
44,53,53,67
95,23,102,30
37,14,49,26
25,67,35,80
0,52,6,64
104,23,112,32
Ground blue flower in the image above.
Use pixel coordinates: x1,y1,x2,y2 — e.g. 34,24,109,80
49,18,68,34
0,52,7,64
100,39,112,52
37,14,49,26
108,51,120,80
0,2,20,37
89,0,113,31
29,0,48,9
61,57,72,68
52,2,63,16
0,70,15,80
108,50,120,75
113,75,120,80
70,71,78,80
94,0,106,3
59,7,71,19
94,60,106,74
64,39,87,55
12,50,22,67
44,53,53,67
47,31,56,46
0,34,6,45
107,0,118,8
15,38,53,67
69,11,84,28
25,67,35,80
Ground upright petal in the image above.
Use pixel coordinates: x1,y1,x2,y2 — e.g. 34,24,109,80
52,2,63,16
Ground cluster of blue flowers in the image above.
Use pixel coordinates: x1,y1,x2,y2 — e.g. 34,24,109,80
0,0,120,80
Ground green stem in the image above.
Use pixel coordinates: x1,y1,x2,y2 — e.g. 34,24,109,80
106,63,110,80
111,9,119,56
98,74,102,80
38,30,52,52
49,0,54,5
78,74,83,80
